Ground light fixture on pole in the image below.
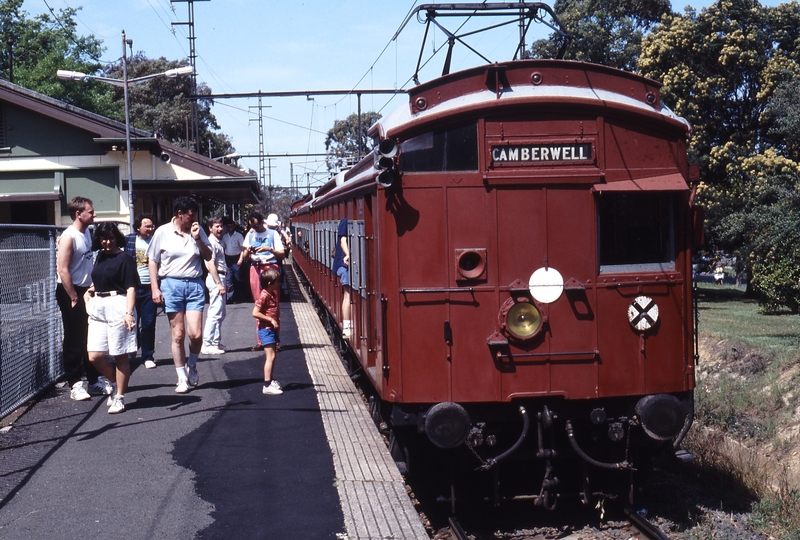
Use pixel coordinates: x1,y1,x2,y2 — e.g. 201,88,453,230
57,31,193,229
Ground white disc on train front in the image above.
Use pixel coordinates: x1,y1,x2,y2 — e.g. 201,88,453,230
529,267,564,304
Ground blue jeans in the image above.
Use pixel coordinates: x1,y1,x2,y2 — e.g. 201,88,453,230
203,277,227,347
135,286,157,360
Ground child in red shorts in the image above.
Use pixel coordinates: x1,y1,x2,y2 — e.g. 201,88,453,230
252,268,282,395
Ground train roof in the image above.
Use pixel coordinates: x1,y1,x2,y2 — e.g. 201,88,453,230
374,59,691,138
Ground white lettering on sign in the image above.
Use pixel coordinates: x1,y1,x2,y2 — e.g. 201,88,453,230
492,143,592,163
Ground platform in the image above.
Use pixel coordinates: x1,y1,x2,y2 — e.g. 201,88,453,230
0,265,428,540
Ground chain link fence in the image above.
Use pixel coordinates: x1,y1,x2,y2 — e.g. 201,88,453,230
0,225,63,420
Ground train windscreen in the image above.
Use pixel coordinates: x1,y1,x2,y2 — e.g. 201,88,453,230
400,122,478,172
597,192,675,273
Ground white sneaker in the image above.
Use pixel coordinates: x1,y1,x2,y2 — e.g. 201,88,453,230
144,359,157,369
262,380,283,395
175,380,190,394
105,384,118,405
87,376,113,396
69,381,91,401
201,345,225,355
108,396,125,414
187,365,199,387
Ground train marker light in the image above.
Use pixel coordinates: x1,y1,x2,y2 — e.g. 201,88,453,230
378,138,398,158
376,169,396,187
374,138,399,187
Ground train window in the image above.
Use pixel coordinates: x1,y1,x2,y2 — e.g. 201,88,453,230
598,192,675,272
400,122,478,172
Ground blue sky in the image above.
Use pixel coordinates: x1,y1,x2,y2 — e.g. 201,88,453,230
20,0,787,195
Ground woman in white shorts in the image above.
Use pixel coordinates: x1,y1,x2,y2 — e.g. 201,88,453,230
84,222,139,414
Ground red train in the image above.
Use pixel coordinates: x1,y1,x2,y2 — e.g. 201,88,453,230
291,57,696,507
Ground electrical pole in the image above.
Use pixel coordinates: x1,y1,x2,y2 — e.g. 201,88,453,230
249,95,271,190
171,0,209,153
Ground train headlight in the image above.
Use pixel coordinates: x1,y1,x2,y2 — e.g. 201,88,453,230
499,297,544,341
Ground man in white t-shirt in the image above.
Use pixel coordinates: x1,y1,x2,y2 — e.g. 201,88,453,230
147,196,212,393
56,196,113,400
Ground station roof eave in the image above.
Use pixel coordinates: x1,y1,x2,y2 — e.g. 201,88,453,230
141,139,262,204
134,176,262,205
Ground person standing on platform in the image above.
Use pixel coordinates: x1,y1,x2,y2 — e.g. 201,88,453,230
55,196,113,401
238,211,284,304
222,218,244,302
84,222,138,414
332,217,352,340
147,196,212,394
253,268,282,395
201,216,227,356
126,214,158,369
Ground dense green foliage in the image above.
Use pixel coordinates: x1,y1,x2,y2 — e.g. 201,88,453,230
100,54,232,158
530,0,672,70
0,0,118,117
639,0,800,312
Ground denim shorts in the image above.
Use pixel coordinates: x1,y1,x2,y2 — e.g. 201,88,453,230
160,277,205,313
257,327,279,346
336,265,350,287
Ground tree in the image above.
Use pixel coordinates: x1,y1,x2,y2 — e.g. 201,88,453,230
763,73,800,162
711,151,800,312
529,0,672,71
0,0,118,117
324,112,381,172
639,0,800,309
101,54,233,158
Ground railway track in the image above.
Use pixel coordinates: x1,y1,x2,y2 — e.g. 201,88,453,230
625,506,671,540
440,508,672,540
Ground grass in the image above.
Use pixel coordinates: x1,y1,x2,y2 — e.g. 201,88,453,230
696,282,800,359
687,282,800,539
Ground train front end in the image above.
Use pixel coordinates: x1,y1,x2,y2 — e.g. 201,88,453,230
371,60,696,504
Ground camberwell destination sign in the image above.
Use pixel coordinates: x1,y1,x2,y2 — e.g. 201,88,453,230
491,143,592,163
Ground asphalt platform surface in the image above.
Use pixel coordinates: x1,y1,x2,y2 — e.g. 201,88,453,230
0,283,345,539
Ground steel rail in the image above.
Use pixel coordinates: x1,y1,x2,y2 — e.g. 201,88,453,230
624,506,671,540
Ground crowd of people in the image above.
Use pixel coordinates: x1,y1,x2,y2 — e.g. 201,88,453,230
56,195,299,414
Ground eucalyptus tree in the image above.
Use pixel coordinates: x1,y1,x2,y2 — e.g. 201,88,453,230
324,111,382,172
0,0,118,117
529,0,672,70
639,0,800,310
101,53,233,158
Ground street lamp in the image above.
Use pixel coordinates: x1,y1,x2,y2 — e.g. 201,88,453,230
57,31,193,228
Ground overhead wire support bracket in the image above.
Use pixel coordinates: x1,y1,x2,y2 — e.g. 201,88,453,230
393,3,571,84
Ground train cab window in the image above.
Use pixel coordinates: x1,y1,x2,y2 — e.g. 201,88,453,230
598,192,675,273
400,122,478,172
